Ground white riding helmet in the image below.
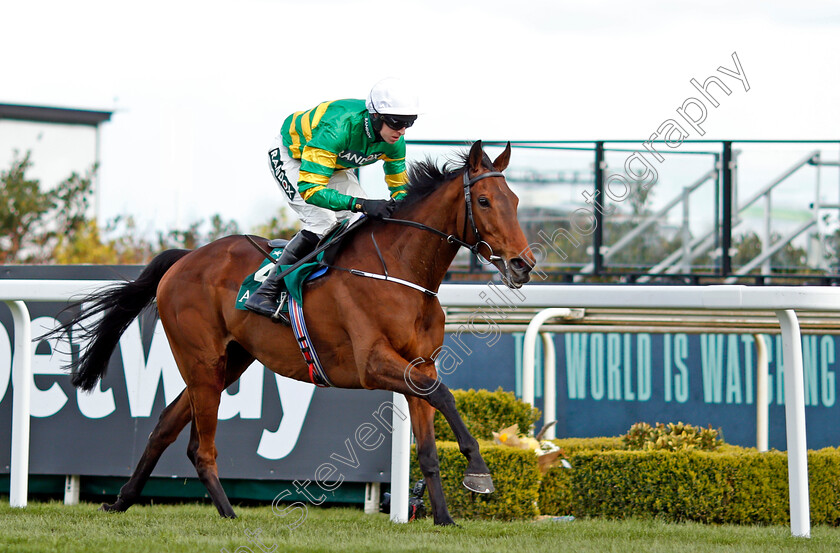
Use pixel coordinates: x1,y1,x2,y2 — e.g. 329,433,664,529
366,77,420,115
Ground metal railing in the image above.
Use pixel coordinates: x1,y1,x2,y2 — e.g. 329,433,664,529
406,140,840,285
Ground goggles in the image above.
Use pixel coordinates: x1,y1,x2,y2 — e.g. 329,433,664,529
380,114,417,130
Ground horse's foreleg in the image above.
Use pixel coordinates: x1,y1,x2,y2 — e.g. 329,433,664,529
422,381,494,494
101,389,192,513
366,349,494,513
406,396,455,526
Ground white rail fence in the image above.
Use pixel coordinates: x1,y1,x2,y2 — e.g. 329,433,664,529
522,320,774,447
5,280,840,537
438,283,840,539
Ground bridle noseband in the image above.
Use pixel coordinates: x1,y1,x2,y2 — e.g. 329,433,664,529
383,168,505,265
460,169,504,265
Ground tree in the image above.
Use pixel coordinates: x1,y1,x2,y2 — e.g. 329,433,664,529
156,214,242,251
53,216,155,264
602,178,674,270
0,152,288,265
730,231,808,273
208,214,242,242
1,152,51,262
250,208,300,239
0,150,95,263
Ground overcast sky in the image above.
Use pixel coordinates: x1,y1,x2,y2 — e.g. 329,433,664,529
3,0,839,235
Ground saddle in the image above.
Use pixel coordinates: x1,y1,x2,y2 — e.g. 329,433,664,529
235,217,362,312
237,218,367,388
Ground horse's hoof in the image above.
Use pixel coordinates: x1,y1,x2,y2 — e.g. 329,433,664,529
435,519,458,527
462,473,494,494
99,501,124,513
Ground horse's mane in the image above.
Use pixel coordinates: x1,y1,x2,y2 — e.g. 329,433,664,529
400,149,495,206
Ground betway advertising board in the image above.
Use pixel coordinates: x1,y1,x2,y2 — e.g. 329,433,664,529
0,267,393,482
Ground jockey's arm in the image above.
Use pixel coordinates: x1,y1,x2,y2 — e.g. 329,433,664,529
298,178,356,211
298,147,408,209
383,157,408,201
297,144,355,210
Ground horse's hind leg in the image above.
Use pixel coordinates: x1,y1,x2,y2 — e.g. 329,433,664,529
101,344,253,513
167,338,252,518
184,343,254,516
186,381,236,518
101,389,192,512
406,396,455,526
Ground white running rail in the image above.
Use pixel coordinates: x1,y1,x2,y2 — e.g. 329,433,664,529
436,283,840,539
6,280,840,538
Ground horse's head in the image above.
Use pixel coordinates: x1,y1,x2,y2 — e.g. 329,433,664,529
462,141,535,288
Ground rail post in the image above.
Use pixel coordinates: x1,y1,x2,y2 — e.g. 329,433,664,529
776,310,810,538
7,300,32,508
389,392,411,523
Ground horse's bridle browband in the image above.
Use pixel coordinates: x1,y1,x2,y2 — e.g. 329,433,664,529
383,168,505,265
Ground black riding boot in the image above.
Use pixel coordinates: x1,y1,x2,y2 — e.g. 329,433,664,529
245,230,320,323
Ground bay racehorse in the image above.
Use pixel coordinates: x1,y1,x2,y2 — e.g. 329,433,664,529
54,141,534,525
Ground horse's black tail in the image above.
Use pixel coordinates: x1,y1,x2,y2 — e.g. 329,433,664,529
47,249,190,392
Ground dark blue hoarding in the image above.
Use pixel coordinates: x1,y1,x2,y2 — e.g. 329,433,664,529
441,330,838,450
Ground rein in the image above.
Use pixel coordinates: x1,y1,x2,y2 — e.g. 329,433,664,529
323,168,508,297
383,168,505,265
245,234,276,263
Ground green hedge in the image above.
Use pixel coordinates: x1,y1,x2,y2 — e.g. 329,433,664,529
422,390,840,526
808,451,840,526
551,436,624,454
433,388,540,442
410,440,540,521
408,436,840,526
623,421,724,451
539,447,840,526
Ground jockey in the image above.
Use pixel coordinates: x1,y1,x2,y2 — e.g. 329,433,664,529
246,77,420,321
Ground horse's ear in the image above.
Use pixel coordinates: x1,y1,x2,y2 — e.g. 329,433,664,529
468,140,484,172
493,142,512,172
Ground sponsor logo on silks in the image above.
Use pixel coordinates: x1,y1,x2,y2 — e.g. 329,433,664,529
338,150,383,166
269,148,296,201
364,116,373,139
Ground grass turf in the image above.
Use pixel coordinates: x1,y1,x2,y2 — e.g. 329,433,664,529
2,500,840,553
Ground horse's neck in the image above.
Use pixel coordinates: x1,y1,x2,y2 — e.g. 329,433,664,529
378,182,465,289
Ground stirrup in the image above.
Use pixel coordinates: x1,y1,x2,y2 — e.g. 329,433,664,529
270,292,289,324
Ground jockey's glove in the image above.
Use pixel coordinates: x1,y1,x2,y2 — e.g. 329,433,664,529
352,198,397,219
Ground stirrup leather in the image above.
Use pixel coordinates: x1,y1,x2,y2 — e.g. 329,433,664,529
271,292,288,320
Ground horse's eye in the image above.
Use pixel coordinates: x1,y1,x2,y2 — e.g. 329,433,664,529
478,196,490,207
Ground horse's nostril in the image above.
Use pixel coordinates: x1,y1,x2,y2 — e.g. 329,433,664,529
510,258,531,274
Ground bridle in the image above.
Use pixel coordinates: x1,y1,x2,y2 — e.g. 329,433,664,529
244,168,509,299
383,168,505,266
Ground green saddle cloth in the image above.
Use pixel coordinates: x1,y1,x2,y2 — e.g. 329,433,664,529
235,249,324,312
235,220,354,311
